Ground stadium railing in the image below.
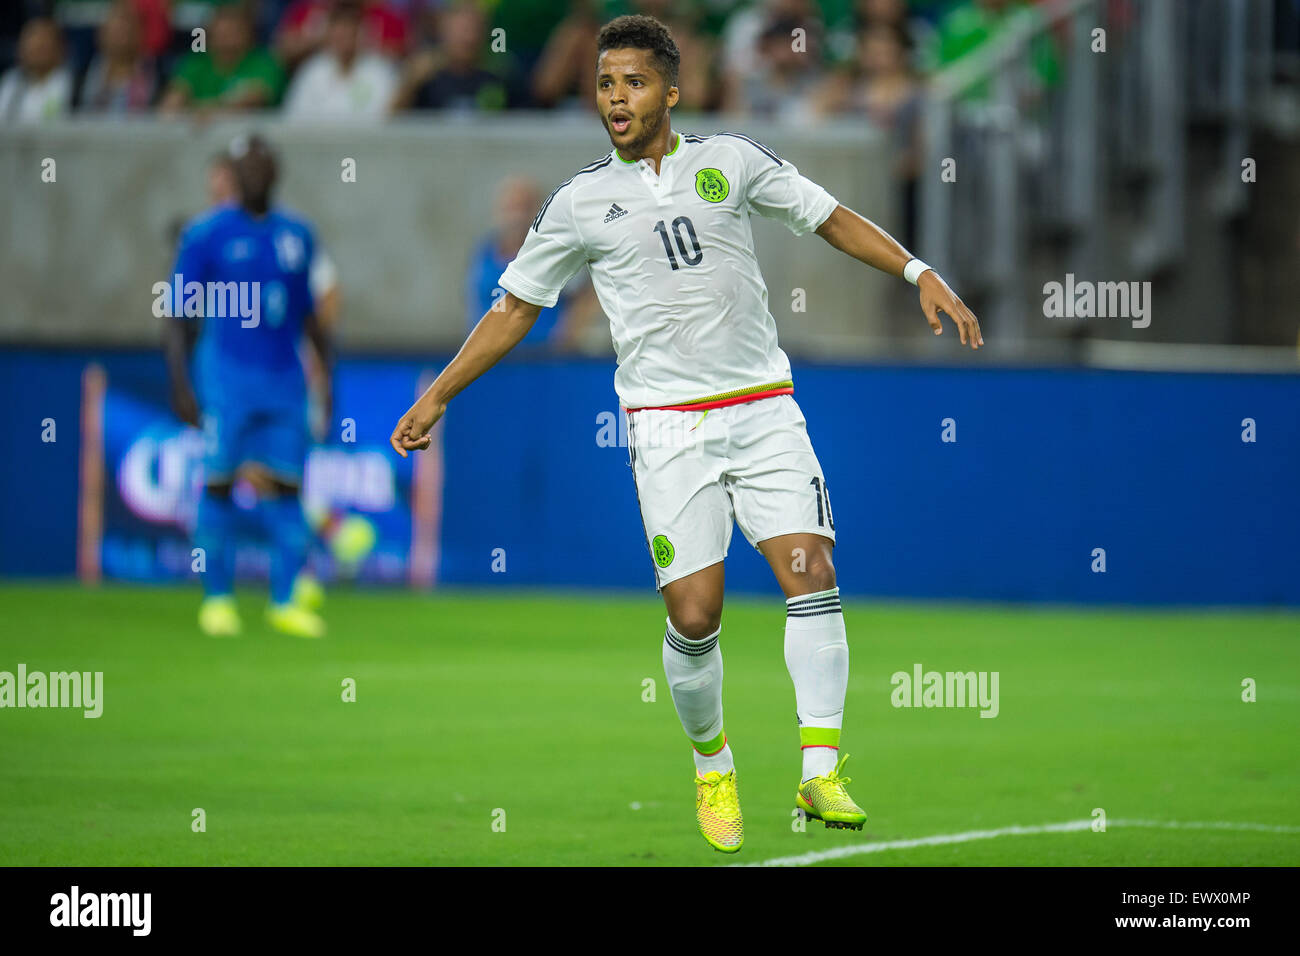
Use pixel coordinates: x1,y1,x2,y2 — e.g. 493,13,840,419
919,0,1289,359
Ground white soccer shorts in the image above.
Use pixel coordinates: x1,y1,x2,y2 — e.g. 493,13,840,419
626,395,836,589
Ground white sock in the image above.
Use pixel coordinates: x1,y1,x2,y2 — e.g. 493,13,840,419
802,746,838,780
662,618,730,773
695,742,734,776
784,587,849,781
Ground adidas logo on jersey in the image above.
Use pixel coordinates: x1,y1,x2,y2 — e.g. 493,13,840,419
603,203,629,223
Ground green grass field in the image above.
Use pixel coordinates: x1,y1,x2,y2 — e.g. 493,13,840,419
1,584,1296,866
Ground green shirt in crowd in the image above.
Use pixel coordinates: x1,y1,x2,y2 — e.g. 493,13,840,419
171,47,285,106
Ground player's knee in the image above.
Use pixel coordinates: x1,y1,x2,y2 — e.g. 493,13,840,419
669,607,722,641
801,553,837,593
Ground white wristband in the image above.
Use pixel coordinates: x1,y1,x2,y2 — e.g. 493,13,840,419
903,258,933,286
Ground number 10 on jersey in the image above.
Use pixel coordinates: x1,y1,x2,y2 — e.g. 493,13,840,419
654,216,703,270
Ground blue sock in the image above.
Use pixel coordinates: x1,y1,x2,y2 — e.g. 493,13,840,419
265,493,308,606
195,486,236,598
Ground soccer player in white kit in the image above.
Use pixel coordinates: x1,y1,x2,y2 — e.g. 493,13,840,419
390,14,982,854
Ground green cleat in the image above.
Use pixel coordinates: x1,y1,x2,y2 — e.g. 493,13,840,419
796,753,867,830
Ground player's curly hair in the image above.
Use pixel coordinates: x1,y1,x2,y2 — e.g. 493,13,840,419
597,14,680,88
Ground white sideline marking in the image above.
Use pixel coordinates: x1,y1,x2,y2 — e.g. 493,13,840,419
735,819,1300,867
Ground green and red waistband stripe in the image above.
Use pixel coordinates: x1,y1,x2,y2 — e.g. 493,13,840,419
624,381,794,414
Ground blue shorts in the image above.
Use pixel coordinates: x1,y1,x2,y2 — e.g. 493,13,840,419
201,401,308,485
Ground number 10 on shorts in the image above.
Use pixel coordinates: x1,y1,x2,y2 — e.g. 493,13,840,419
810,476,835,530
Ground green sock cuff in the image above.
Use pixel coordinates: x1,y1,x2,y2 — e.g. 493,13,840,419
692,730,727,756
799,726,841,749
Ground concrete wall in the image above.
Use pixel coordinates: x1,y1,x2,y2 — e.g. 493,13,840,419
0,116,893,354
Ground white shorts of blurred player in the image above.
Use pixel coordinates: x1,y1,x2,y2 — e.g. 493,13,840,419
626,394,836,591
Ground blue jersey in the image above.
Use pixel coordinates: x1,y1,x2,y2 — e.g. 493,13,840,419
171,205,317,409
466,236,564,347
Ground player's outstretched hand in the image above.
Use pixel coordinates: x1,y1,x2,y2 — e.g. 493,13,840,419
389,394,446,458
918,271,983,349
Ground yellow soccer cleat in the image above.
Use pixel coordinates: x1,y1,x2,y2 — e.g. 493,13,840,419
796,753,867,830
266,602,326,639
198,595,242,637
291,571,326,611
695,769,744,854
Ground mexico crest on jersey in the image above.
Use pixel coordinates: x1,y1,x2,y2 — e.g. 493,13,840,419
695,168,729,203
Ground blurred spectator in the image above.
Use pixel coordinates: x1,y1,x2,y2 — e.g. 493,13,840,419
827,0,934,66
392,1,518,112
283,0,398,120
630,0,716,111
275,0,409,70
722,12,826,121
531,0,600,110
466,176,597,351
386,0,438,48
816,23,922,244
488,0,570,82
53,0,171,74
0,3,34,75
926,0,1060,94
0,18,74,123
853,0,910,30
690,0,747,39
159,4,285,113
817,23,922,141
533,0,715,111
78,1,157,113
128,0,171,60
720,0,819,94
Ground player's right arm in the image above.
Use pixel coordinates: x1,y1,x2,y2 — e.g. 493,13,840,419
736,134,982,349
163,318,200,426
390,179,588,457
390,292,542,457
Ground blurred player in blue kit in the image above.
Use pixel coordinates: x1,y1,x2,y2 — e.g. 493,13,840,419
164,134,333,638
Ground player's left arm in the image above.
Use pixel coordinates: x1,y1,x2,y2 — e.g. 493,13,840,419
814,205,982,349
304,309,333,438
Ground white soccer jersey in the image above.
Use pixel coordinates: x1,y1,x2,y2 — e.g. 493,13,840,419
498,131,839,409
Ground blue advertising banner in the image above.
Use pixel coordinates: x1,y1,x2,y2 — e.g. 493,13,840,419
1,348,1297,606
90,360,433,587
